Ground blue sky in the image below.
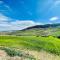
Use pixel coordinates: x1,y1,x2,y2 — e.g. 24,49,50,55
0,0,60,31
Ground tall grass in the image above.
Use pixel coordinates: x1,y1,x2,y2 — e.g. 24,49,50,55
0,36,60,55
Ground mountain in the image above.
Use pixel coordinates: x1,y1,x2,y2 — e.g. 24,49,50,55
8,23,60,37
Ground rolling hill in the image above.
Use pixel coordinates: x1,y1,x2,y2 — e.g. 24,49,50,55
8,23,60,37
0,23,60,60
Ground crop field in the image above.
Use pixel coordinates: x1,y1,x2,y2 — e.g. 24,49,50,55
0,36,60,60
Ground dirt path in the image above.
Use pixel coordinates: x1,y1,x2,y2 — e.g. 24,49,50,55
22,50,60,60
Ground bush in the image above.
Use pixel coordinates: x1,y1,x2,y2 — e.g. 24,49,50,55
0,47,35,60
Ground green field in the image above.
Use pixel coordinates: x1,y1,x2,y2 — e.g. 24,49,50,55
0,36,60,56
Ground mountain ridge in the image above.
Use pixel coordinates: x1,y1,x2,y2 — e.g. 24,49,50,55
7,23,60,37
22,23,60,31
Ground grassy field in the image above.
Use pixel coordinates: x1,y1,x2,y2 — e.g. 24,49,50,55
0,36,60,56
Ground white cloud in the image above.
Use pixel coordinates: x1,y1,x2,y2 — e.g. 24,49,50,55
0,14,42,31
0,1,4,4
0,1,12,12
50,1,60,9
54,1,60,6
50,16,59,21
0,13,11,21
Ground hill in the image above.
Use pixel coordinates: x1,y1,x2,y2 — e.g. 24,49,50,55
8,23,60,37
0,23,60,60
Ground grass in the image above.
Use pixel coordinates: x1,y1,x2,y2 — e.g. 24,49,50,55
0,47,23,57
10,28,60,36
0,36,60,55
0,47,35,60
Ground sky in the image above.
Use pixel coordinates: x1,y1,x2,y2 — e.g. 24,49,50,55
0,0,60,31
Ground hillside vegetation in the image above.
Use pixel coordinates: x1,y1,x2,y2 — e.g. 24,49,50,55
0,36,60,55
0,23,60,60
8,23,60,37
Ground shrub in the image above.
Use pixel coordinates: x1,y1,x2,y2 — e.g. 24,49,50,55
0,47,23,57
